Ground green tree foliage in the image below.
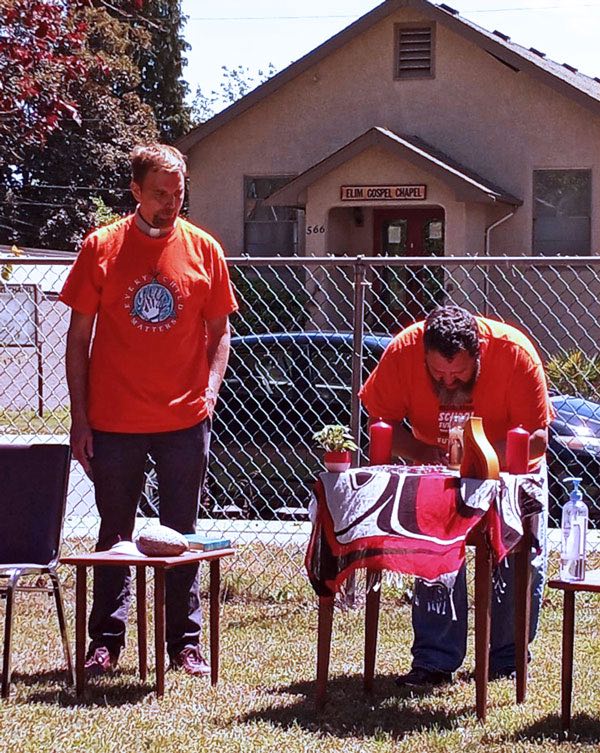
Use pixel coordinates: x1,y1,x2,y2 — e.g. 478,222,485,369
230,268,309,337
191,64,277,125
2,3,158,250
546,350,600,400
135,0,190,142
102,0,191,142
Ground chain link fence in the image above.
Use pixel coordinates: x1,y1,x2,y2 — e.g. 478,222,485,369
1,255,599,594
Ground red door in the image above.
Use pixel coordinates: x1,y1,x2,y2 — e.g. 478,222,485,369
371,207,445,331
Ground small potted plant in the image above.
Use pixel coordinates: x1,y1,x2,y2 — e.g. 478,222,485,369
312,424,358,472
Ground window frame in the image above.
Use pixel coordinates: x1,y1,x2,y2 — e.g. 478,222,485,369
243,174,300,256
531,168,592,256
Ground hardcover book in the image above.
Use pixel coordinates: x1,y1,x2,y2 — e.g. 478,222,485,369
183,534,231,551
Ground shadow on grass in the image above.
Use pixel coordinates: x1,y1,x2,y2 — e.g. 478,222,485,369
506,712,600,744
240,672,473,739
8,667,155,707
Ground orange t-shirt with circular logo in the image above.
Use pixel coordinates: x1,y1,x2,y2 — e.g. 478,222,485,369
59,216,238,433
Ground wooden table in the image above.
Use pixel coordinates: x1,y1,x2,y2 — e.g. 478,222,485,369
547,569,600,736
60,548,234,697
315,516,532,721
308,467,540,721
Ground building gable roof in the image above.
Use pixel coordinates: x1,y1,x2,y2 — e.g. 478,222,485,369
265,126,522,206
178,0,600,152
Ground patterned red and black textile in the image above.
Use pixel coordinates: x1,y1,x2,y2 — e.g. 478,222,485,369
305,467,544,597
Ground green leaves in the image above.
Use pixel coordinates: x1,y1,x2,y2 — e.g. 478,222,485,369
312,424,358,452
547,349,600,401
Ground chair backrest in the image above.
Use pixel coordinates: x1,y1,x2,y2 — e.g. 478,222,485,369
0,444,71,566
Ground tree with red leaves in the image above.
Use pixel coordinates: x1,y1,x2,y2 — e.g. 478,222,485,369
0,1,91,166
1,1,158,249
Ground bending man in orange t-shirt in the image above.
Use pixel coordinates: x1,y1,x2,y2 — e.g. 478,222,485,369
359,305,553,687
60,144,238,677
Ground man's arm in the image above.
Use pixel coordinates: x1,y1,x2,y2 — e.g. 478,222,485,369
205,315,231,417
65,310,95,474
494,427,549,470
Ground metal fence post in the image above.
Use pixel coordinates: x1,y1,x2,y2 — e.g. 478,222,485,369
350,256,367,465
343,256,367,609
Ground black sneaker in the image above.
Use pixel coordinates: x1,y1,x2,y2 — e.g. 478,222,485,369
395,667,452,688
169,646,210,676
85,646,119,676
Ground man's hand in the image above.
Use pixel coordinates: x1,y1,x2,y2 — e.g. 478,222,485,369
70,415,94,477
382,420,447,465
204,386,217,418
410,439,448,465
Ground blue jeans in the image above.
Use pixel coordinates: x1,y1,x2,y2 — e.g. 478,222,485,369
411,507,548,675
88,419,210,657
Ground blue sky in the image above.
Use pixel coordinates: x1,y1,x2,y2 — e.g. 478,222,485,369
182,0,600,107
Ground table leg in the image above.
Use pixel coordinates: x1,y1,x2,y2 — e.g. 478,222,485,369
136,567,147,682
316,596,334,709
209,558,220,686
474,539,492,721
514,519,532,703
154,567,166,697
75,565,87,698
561,590,576,737
364,570,381,693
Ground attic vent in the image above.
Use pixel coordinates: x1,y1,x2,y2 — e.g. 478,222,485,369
493,30,511,41
529,47,546,58
562,63,578,73
395,24,435,79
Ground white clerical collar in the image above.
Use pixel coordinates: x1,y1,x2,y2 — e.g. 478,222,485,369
134,207,174,237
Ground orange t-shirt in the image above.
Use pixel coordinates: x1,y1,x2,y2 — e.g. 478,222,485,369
359,318,555,465
59,216,238,433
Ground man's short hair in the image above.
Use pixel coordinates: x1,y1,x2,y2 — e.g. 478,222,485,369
130,143,187,185
423,306,480,359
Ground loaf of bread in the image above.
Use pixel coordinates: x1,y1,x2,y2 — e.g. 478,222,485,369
135,525,190,556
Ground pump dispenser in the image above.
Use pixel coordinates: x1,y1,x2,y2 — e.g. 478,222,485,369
559,477,588,582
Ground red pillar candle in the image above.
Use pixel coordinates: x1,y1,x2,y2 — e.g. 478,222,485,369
369,420,393,465
506,425,530,474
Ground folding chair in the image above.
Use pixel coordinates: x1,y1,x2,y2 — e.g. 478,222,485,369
0,443,74,698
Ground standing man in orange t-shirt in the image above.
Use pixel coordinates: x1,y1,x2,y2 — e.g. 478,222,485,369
360,305,553,688
60,144,238,677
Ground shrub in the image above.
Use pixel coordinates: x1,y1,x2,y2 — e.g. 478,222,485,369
546,349,600,400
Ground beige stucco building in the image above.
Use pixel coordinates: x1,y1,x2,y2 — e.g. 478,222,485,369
179,0,600,267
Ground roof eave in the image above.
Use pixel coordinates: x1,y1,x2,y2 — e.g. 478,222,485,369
266,127,522,207
177,0,600,153
177,0,409,152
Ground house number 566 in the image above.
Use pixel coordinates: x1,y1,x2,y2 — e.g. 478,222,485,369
306,225,325,234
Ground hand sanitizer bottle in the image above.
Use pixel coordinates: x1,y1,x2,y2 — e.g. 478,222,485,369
560,477,588,582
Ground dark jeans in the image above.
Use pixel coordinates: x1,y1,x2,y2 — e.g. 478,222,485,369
411,505,548,675
88,419,210,657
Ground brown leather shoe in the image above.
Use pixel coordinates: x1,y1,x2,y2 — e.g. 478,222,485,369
85,646,119,676
170,646,210,676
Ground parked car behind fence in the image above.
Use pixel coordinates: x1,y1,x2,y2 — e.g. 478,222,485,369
140,332,600,527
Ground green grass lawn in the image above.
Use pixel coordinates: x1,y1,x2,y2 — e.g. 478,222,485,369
0,407,70,435
2,547,600,752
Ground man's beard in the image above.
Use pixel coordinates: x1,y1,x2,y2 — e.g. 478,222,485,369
429,360,480,405
152,211,177,228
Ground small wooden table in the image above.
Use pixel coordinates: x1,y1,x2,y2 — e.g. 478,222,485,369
60,548,234,697
547,570,600,736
